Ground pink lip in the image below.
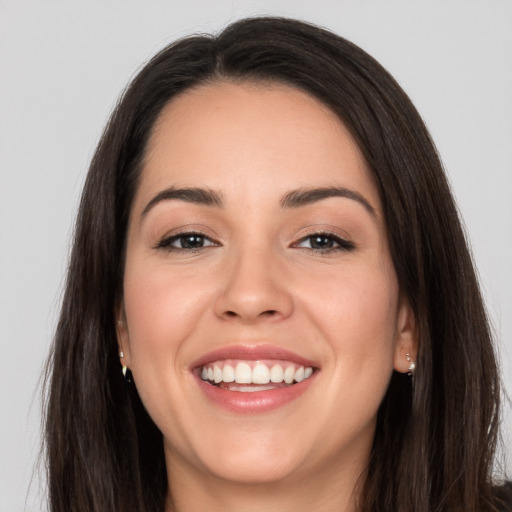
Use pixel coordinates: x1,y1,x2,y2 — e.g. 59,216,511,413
190,344,318,369
195,376,316,414
191,344,319,414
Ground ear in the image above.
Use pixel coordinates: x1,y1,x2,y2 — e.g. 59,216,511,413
393,297,418,374
116,303,131,368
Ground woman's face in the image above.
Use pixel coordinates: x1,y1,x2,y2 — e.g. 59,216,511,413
119,82,416,488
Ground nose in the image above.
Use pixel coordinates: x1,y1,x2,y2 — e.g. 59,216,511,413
214,246,294,324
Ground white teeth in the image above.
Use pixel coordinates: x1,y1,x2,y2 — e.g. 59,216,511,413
270,364,284,383
225,384,277,392
222,364,235,383
283,366,295,384
213,365,223,383
235,362,252,384
294,367,305,383
200,361,315,387
252,364,271,384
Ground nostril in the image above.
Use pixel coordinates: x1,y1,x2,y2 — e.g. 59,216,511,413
223,309,278,319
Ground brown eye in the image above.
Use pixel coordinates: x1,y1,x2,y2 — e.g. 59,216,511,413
294,233,355,252
157,232,217,251
308,235,336,249
175,234,208,249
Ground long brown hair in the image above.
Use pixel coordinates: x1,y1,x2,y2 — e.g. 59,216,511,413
44,17,506,511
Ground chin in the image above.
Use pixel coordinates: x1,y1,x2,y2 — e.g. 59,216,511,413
176,428,308,485
203,449,301,485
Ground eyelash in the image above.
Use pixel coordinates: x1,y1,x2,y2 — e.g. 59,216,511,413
155,231,218,252
292,232,355,253
155,231,355,254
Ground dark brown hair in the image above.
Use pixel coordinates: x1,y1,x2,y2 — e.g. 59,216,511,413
44,16,507,511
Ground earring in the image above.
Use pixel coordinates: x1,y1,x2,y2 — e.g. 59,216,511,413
119,350,131,382
406,353,416,376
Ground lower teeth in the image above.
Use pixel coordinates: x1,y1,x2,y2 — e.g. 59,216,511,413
229,385,276,392
216,382,291,392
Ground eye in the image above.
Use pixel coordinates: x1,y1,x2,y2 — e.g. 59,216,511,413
156,232,218,251
293,233,355,252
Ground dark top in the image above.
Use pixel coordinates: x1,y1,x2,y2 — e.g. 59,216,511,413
495,481,512,511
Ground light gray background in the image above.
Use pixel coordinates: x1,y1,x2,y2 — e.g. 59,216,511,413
1,1,511,510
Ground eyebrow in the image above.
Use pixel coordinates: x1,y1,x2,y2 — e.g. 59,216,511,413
280,186,375,215
142,186,223,217
142,185,375,217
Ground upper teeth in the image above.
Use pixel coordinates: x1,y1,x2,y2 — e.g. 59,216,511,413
200,360,314,385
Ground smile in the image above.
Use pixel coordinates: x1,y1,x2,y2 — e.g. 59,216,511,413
192,345,319,413
200,360,314,391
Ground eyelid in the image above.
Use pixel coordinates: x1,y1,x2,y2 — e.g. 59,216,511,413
154,228,221,251
291,229,355,252
152,225,354,253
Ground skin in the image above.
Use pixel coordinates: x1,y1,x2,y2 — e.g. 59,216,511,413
117,82,417,512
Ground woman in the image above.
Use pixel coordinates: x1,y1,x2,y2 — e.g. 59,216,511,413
44,16,511,512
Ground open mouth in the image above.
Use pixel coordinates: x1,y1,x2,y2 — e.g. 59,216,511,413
191,346,320,412
198,359,316,392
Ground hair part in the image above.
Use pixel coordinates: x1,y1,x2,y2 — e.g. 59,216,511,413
44,16,505,512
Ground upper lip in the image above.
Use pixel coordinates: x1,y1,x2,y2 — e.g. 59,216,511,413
190,344,319,370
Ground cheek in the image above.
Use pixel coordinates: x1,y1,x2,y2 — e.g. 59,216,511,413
302,263,399,373
121,264,215,435
121,260,212,369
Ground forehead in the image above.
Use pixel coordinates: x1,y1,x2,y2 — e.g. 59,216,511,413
136,81,380,212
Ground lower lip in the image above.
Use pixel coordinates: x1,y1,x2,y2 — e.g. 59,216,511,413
195,373,317,414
